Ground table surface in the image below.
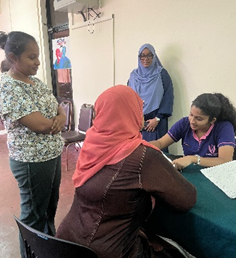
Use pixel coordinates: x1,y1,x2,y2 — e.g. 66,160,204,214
146,164,236,258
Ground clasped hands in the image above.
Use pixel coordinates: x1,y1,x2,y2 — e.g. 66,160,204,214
50,114,66,134
144,118,159,132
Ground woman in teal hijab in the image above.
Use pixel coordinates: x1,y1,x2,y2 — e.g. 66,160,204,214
128,43,174,150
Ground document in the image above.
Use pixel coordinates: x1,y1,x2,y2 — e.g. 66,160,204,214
200,161,236,199
161,152,173,163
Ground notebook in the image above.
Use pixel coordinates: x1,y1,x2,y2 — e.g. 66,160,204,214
200,160,236,199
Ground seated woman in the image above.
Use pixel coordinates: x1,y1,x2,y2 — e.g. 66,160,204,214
151,93,236,170
56,85,197,258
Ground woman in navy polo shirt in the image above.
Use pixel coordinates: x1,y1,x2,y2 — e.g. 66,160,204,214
151,93,236,170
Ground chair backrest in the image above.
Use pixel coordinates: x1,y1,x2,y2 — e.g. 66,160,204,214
78,104,94,132
14,216,97,258
60,100,73,132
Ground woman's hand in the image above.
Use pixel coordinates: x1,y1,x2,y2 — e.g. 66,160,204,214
50,105,67,134
172,156,197,171
145,118,159,132
50,114,66,134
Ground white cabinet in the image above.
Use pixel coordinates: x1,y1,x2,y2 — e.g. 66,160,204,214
54,0,99,13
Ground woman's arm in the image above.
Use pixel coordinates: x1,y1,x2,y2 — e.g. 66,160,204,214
50,105,67,134
150,133,175,150
173,145,234,170
19,106,66,134
142,147,197,212
201,145,234,165
157,68,174,117
19,111,54,134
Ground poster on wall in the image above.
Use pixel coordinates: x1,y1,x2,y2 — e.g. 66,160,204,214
52,36,72,70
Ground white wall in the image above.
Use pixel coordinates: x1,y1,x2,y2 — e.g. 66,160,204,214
68,14,114,112
69,0,236,154
0,1,11,62
0,0,52,88
1,0,236,154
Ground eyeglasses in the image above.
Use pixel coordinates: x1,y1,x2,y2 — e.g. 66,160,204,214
139,53,153,60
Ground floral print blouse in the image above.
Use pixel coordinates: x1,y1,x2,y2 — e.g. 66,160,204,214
0,73,64,162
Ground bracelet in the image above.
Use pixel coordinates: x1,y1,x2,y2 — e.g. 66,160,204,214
195,155,201,165
155,117,160,122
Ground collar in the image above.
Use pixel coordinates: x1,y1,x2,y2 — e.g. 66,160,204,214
193,124,214,142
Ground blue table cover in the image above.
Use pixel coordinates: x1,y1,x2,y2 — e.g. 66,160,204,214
146,164,236,258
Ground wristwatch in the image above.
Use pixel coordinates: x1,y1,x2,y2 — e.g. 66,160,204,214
195,155,201,165
155,117,160,122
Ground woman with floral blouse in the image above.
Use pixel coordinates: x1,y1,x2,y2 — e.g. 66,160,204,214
0,31,66,257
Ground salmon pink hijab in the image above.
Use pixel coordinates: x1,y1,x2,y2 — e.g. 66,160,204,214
72,85,160,187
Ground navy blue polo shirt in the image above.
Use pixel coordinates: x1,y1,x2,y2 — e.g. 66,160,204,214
168,117,235,157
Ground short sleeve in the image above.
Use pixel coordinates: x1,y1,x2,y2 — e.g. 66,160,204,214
216,121,235,148
168,117,189,142
0,81,38,122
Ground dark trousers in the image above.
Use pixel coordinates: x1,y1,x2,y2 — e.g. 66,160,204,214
10,156,61,257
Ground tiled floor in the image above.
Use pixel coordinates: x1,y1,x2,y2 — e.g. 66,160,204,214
0,125,79,257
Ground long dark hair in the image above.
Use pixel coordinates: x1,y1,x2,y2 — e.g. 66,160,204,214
0,31,36,58
192,93,236,131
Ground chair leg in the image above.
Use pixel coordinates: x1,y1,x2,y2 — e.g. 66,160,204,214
65,143,81,171
65,145,70,171
75,142,82,151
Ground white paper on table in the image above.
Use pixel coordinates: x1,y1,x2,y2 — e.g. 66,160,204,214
158,236,196,258
161,152,173,163
200,160,236,199
161,152,177,168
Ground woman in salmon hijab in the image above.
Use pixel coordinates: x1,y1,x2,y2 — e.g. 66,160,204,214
56,85,196,258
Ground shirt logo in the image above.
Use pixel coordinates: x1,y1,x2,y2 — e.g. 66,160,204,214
206,144,217,156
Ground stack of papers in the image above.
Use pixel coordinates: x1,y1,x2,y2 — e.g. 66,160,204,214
200,160,236,199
